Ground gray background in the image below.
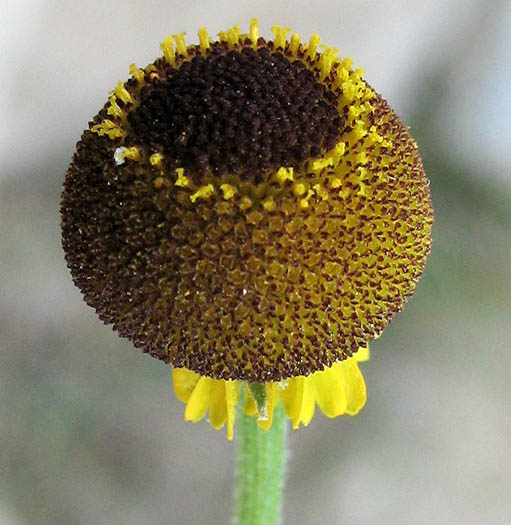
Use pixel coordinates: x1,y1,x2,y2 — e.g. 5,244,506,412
1,1,510,524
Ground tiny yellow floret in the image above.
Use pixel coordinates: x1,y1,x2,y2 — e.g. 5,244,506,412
275,167,294,184
107,96,124,118
307,34,320,60
129,63,145,84
190,184,215,203
175,168,190,187
112,81,133,105
329,177,342,189
312,157,334,171
91,119,126,139
319,46,339,80
121,147,141,162
299,189,315,209
271,25,290,49
220,183,237,200
262,197,277,212
289,33,300,55
293,182,307,197
313,183,329,201
198,28,210,52
249,19,259,47
173,32,188,56
149,153,163,167
238,196,253,211
219,24,240,48
160,36,176,65
334,142,346,158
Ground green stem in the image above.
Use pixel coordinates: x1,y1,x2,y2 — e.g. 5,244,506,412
233,399,287,525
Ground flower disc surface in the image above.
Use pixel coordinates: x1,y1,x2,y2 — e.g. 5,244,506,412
61,25,433,382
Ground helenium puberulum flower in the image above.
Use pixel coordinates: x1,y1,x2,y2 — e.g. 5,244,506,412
61,20,433,439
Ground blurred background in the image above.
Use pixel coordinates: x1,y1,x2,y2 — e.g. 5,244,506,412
1,1,510,523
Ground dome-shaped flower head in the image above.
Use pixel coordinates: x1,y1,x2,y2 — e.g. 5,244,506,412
61,20,433,439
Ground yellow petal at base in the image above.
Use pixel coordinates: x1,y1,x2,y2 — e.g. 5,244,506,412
172,347,369,439
173,369,239,439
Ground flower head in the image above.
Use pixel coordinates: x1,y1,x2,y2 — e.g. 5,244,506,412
61,20,433,438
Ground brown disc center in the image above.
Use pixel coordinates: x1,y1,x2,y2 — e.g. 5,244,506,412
128,45,344,179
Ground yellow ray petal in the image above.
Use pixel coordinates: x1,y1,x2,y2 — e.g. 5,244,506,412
298,378,316,427
173,342,369,435
256,383,280,431
312,365,347,418
243,385,257,416
208,380,228,429
354,346,370,362
225,381,239,440
184,376,211,422
340,359,367,415
173,367,200,403
281,376,305,429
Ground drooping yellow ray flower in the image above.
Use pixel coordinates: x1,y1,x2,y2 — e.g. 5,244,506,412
173,346,369,439
61,20,433,439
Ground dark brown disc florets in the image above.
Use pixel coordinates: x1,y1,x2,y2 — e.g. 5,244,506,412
128,45,344,180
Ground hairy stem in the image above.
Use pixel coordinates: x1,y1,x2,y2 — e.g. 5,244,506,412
233,400,287,525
